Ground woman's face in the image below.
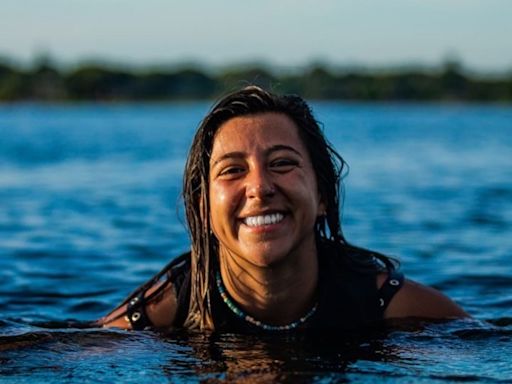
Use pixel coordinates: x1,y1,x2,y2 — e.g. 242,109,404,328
208,112,325,267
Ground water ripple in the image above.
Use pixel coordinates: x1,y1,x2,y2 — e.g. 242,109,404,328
1,103,512,383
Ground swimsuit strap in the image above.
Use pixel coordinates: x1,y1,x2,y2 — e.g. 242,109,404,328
126,290,150,330
377,270,404,315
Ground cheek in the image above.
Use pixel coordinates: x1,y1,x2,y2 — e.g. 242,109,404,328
209,183,230,211
209,182,239,228
297,172,323,215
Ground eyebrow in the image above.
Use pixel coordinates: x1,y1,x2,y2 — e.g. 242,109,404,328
211,144,303,166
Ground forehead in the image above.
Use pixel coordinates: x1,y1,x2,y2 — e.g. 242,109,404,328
211,113,306,157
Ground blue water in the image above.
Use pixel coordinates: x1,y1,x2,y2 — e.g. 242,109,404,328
1,102,511,383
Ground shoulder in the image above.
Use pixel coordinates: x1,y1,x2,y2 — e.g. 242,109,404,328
377,273,469,319
99,276,179,331
99,252,191,331
145,278,180,329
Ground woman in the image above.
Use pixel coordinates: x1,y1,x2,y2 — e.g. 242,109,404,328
99,86,467,332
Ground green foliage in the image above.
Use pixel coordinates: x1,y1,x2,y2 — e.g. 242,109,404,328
217,67,277,92
66,66,136,100
0,58,511,101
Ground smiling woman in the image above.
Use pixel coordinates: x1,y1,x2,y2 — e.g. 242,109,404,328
98,86,468,333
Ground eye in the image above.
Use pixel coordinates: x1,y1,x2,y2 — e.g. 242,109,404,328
217,165,246,178
270,158,299,172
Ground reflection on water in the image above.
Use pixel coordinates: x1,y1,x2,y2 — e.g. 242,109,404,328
1,318,511,383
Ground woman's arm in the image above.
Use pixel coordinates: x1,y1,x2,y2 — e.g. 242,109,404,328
98,280,179,331
378,274,469,319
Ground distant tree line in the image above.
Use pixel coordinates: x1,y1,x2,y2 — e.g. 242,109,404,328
1,58,511,102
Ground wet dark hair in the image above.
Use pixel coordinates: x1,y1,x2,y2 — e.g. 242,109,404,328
182,86,394,329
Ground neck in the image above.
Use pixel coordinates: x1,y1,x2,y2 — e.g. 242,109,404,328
219,242,319,325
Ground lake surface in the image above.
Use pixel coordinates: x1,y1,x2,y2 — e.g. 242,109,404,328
1,102,511,383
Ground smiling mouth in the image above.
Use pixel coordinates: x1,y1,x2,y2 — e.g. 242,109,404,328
243,213,285,227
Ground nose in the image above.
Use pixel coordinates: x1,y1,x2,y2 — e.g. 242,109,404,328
245,166,275,199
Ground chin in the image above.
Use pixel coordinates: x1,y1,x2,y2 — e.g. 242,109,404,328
244,251,290,268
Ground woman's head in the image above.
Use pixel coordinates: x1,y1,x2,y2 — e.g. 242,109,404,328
184,86,346,243
182,86,347,329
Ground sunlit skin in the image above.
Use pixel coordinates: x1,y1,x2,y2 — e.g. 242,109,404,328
209,113,326,324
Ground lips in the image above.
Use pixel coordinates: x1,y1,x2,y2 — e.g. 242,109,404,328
242,212,285,227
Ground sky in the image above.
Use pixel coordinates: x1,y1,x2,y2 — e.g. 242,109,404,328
1,0,512,73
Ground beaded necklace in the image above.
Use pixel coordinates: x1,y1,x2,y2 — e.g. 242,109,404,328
215,271,318,331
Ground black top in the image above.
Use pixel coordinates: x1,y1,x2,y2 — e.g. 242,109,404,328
163,242,404,332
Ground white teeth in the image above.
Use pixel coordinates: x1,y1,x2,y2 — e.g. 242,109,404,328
244,213,284,227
